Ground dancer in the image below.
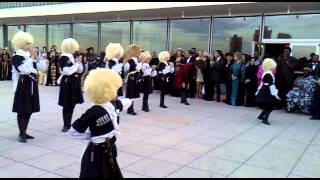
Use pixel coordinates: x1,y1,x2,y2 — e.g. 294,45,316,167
105,43,125,97
139,51,157,112
124,44,141,115
11,31,47,143
57,38,84,132
158,51,175,108
69,68,132,178
255,58,281,125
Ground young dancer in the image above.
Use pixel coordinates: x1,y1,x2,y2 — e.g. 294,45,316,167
124,44,141,115
57,38,84,132
105,43,125,97
11,31,47,143
139,51,157,112
158,51,175,108
255,58,281,125
69,68,132,178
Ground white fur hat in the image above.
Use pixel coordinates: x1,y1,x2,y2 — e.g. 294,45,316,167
158,51,170,62
61,38,79,54
12,31,34,50
105,43,124,60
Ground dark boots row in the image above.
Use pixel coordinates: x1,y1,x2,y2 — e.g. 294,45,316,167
258,110,271,125
17,114,34,143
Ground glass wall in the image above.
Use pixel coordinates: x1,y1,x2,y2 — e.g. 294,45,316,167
212,16,261,55
170,18,210,52
264,14,320,39
26,25,46,49
73,23,98,52
133,20,167,54
48,24,71,51
7,25,24,52
101,21,130,52
0,26,3,48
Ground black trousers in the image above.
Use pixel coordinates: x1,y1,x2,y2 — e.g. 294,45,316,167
127,102,135,113
142,93,149,110
225,81,232,104
17,113,32,136
180,88,188,103
63,106,75,129
212,81,221,102
310,84,320,118
160,90,166,106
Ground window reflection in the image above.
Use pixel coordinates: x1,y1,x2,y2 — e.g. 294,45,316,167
7,25,24,52
101,21,130,51
170,18,210,52
26,25,46,49
73,23,98,52
212,16,261,54
48,24,71,52
264,14,320,39
133,20,167,53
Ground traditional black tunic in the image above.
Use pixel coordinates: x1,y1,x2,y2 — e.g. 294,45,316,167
46,54,60,86
106,58,124,97
158,61,173,94
125,58,140,99
69,99,131,178
12,50,46,114
255,72,278,111
58,54,84,109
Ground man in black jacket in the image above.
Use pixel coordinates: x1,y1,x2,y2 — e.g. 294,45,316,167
210,50,225,102
310,56,320,120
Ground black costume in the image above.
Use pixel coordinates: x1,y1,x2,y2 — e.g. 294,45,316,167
158,61,174,108
150,56,160,91
125,57,140,115
69,99,131,178
140,63,156,112
244,64,258,107
58,53,84,132
256,72,279,125
12,49,47,143
106,58,124,97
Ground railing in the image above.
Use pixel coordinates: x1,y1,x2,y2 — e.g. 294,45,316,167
0,2,77,9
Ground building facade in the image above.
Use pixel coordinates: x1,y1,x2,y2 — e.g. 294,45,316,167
0,2,319,58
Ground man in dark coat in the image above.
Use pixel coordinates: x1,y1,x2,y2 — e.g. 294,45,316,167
275,47,297,109
210,50,225,102
310,56,320,120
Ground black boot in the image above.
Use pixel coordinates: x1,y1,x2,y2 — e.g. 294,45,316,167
24,115,34,139
180,90,189,105
258,110,266,120
160,93,167,108
128,103,137,115
62,109,72,132
17,115,26,143
262,111,271,125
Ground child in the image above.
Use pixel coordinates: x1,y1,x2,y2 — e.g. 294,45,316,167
69,68,132,178
124,44,141,115
255,58,281,125
158,51,175,108
105,43,125,97
139,51,157,112
57,38,84,132
11,31,47,143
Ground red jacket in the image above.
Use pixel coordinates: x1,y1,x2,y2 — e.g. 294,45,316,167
174,63,196,89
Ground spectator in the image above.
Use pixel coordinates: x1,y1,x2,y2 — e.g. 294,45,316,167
223,53,234,105
230,52,245,106
286,67,316,114
244,57,258,107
